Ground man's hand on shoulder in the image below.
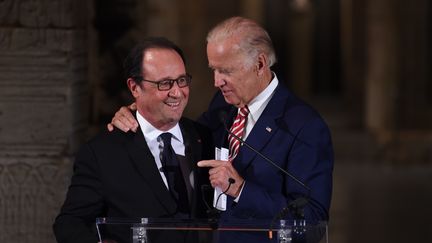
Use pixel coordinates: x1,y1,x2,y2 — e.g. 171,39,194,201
107,103,139,133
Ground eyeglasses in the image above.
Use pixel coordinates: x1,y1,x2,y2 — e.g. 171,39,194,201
134,74,192,91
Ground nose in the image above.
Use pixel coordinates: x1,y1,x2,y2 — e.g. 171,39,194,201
168,82,181,97
214,71,225,88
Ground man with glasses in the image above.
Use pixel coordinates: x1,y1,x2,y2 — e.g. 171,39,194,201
53,37,213,243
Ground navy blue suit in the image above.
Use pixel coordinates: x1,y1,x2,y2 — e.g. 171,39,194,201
198,82,334,242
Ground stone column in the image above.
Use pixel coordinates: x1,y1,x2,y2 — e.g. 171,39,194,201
396,0,431,129
369,0,432,164
0,0,90,242
286,0,315,100
365,0,399,143
340,0,367,128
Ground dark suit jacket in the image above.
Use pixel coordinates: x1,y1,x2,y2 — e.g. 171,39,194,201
198,82,334,243
53,118,213,243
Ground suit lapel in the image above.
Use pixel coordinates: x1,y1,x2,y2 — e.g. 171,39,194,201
234,86,287,173
219,106,238,148
125,129,177,213
180,119,202,165
179,119,202,215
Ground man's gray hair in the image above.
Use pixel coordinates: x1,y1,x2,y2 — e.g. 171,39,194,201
206,16,277,68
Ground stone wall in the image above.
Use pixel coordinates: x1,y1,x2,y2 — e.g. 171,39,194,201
0,0,89,242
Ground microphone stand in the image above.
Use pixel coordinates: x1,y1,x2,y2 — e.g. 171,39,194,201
219,111,310,240
201,179,235,230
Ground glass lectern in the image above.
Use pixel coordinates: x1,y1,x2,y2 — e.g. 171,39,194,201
95,217,328,243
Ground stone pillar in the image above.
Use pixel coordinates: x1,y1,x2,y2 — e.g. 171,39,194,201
364,0,432,163
286,0,315,100
397,0,431,129
340,0,367,128
365,0,399,143
0,0,90,242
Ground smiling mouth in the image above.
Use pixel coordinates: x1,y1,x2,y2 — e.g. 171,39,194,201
165,101,180,107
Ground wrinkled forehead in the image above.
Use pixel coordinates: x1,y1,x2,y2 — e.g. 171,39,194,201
208,45,249,70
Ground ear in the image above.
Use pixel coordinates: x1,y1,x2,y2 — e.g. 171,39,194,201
255,53,268,76
127,78,141,98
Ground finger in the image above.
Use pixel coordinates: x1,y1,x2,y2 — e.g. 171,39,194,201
108,118,131,132
209,180,218,189
131,126,138,133
107,123,114,132
209,174,227,188
128,102,137,111
111,118,131,133
197,160,213,167
115,116,135,131
118,107,138,127
209,171,228,183
197,160,225,168
208,165,229,176
111,108,137,132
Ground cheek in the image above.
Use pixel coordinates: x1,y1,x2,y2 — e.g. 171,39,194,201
229,78,242,92
154,92,167,101
182,88,190,99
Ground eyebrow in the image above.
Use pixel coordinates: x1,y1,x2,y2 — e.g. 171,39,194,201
150,73,187,81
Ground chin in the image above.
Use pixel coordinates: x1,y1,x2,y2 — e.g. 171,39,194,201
224,98,239,106
168,113,183,122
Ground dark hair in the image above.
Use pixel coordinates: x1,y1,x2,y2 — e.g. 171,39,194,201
123,37,186,82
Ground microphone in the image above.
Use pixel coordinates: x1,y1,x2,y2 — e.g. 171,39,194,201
219,110,310,239
200,184,219,229
218,110,311,196
201,178,236,229
214,178,235,209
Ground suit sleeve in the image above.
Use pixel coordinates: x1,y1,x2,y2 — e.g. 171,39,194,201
233,117,334,221
53,144,104,243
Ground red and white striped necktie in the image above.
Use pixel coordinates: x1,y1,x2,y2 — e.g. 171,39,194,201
228,106,249,160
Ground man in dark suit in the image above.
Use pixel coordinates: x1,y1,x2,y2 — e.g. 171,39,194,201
53,37,212,243
196,16,333,243
109,17,333,243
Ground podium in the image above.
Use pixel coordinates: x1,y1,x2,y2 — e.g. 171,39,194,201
95,217,328,243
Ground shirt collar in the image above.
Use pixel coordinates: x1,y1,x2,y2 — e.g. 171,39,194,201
136,111,183,144
246,72,279,118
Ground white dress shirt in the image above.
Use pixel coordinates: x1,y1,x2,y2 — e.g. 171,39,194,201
234,73,279,201
136,111,185,189
243,73,278,140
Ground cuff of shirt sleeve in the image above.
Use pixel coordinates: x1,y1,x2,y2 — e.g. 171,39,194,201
233,181,246,202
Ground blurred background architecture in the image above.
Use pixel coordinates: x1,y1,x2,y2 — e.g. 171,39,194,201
0,0,431,242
